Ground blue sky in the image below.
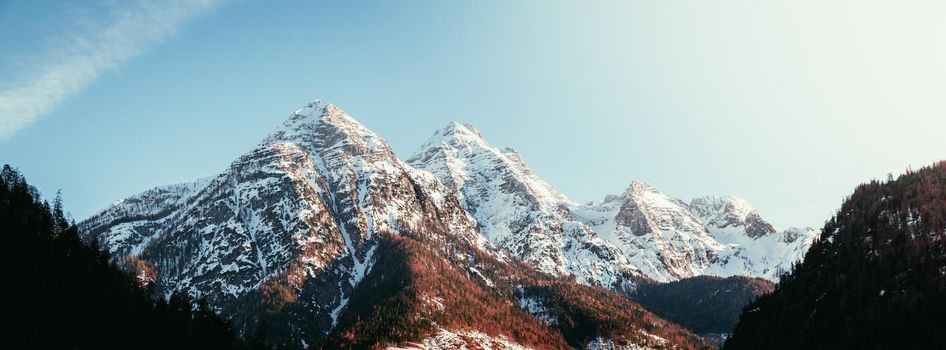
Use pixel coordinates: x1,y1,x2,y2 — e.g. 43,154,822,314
2,0,946,228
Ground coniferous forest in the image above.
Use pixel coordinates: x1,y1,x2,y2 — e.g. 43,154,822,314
0,165,246,349
629,276,774,336
724,161,946,349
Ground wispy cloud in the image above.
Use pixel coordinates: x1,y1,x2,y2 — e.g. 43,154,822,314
0,0,225,138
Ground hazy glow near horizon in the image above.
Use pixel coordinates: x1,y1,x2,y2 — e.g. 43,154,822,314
1,0,945,229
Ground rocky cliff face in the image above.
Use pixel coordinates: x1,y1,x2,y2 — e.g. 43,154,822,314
690,196,776,239
572,182,724,282
690,196,819,281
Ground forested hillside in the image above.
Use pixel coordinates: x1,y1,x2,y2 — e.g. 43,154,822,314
725,161,946,349
630,276,773,336
0,165,243,350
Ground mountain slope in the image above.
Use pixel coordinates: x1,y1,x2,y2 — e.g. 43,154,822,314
407,123,642,290
724,161,946,349
327,226,712,350
80,100,711,349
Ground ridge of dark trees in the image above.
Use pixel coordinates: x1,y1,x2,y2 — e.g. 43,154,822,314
629,275,774,335
0,164,256,350
725,161,946,349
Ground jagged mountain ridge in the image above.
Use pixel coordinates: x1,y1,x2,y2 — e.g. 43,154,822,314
410,122,819,284
570,181,724,282
80,100,711,349
574,183,819,282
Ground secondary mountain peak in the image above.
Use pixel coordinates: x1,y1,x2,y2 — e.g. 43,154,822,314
574,180,818,282
408,123,640,288
409,121,566,206
444,121,484,137
689,195,776,238
626,179,658,193
574,181,721,282
690,195,755,221
418,121,490,152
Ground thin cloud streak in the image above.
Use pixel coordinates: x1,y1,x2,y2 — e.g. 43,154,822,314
0,0,224,138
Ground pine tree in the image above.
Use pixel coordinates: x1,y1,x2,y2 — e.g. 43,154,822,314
52,190,68,232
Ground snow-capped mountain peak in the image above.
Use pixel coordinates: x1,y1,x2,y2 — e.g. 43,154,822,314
626,180,657,193
418,121,489,150
690,195,755,220
409,121,568,208
616,180,709,237
691,194,817,280
574,181,722,281
689,195,777,238
572,181,820,282
623,181,689,209
408,123,641,288
261,99,393,159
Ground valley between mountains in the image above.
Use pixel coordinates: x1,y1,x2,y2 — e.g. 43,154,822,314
77,100,819,349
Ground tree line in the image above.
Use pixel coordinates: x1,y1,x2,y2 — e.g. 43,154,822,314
0,164,273,349
724,161,946,349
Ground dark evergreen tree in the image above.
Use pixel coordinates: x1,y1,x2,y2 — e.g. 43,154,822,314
52,189,68,232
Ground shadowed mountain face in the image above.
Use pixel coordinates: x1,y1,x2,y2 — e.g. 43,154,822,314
725,161,946,350
80,101,713,349
628,276,774,336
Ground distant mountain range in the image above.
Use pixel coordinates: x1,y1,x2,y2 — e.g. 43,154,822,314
407,118,818,286
80,100,818,349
